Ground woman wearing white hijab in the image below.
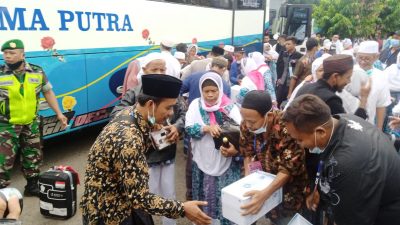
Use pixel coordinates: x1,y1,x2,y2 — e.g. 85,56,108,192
249,51,277,105
185,72,241,225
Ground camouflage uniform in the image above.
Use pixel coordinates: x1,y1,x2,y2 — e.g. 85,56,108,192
0,62,51,188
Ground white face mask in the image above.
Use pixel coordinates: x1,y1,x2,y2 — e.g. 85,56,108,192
250,126,267,134
249,112,268,134
309,118,334,154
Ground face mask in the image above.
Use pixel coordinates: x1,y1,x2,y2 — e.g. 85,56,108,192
249,113,268,134
6,60,23,71
251,126,267,134
366,69,373,77
147,104,156,125
309,118,334,154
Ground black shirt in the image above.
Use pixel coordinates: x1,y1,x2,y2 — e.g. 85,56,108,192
320,114,400,225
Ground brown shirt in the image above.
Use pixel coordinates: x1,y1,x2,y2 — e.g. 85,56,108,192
239,111,308,218
81,107,184,224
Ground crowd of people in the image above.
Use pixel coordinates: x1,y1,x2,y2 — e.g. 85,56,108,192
79,31,400,225
1,30,400,225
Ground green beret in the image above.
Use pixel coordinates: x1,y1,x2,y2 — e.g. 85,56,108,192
1,39,24,51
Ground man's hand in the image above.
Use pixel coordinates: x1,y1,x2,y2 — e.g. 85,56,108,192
183,201,212,225
57,113,68,130
203,125,222,138
389,116,400,130
306,190,320,212
304,74,313,82
220,142,238,157
240,190,269,216
360,78,372,99
165,125,179,143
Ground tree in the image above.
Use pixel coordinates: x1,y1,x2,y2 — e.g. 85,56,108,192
378,0,400,36
313,0,388,38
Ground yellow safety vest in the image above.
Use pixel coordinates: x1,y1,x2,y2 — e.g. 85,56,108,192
0,72,42,124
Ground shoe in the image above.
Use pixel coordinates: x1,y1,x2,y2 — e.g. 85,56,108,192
24,177,40,197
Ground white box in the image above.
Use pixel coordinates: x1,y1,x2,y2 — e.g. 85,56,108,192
221,171,282,225
287,213,312,225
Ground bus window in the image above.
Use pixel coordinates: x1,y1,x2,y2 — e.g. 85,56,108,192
286,6,311,43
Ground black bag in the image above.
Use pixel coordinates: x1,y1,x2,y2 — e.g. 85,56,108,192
213,115,240,150
39,166,79,219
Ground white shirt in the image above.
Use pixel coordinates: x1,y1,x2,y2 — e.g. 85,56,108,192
355,65,391,125
161,51,182,79
384,64,400,92
332,40,343,54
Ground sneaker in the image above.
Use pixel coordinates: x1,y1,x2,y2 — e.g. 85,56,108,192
24,177,39,197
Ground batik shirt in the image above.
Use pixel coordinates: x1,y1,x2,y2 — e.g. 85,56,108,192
239,111,308,218
81,106,185,225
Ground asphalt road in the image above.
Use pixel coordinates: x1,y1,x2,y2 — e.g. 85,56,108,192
10,123,269,225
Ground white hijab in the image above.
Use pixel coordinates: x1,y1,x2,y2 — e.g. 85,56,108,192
199,72,224,112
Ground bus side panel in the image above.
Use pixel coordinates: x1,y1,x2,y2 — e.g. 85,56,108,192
84,50,140,126
233,10,264,52
29,54,88,138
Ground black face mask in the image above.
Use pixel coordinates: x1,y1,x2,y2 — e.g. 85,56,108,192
6,60,24,71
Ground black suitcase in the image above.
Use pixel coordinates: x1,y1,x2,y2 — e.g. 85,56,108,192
39,166,79,219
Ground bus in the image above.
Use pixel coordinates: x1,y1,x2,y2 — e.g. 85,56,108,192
0,0,270,139
271,3,313,52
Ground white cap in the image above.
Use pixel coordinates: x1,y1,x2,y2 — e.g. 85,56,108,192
358,41,379,54
141,52,165,68
343,38,352,49
392,102,400,115
224,45,234,53
174,51,185,60
323,41,332,50
273,33,280,40
161,39,175,48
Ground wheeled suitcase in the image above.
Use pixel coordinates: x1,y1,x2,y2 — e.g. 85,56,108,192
39,166,79,219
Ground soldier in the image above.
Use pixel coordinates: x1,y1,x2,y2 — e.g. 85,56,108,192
0,39,67,196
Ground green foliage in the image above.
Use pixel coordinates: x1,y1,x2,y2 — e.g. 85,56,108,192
313,0,398,38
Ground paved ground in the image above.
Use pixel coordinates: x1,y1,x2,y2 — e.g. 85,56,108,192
10,124,269,225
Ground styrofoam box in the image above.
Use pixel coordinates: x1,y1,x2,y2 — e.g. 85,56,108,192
287,213,312,225
221,171,282,225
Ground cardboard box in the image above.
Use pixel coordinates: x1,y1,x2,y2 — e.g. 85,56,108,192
221,171,282,225
287,213,312,225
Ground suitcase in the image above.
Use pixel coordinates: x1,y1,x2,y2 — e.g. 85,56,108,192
39,166,79,219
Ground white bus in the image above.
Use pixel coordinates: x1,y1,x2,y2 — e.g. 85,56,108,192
0,0,269,139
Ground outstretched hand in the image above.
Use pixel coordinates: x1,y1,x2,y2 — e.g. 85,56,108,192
183,201,212,225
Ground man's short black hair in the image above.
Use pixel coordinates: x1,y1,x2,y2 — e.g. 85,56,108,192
286,36,297,44
282,94,331,133
137,93,163,106
306,38,319,51
176,43,188,53
241,90,272,116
